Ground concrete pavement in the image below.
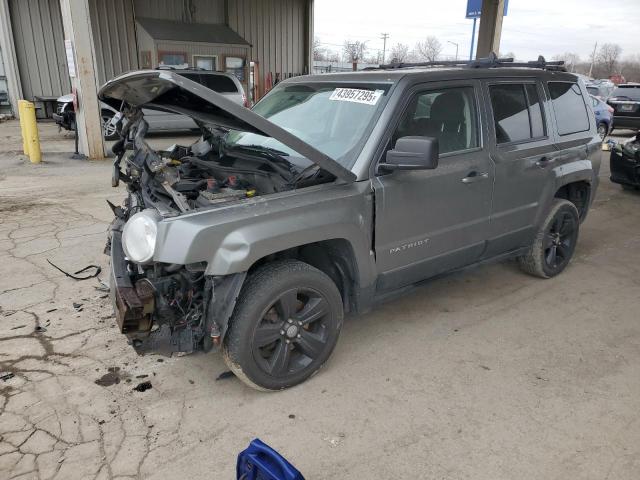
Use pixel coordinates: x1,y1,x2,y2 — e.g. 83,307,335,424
1,120,639,479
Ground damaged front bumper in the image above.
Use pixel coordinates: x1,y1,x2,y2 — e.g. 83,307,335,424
107,222,245,357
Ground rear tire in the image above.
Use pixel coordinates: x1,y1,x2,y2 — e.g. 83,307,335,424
597,122,608,140
222,260,343,391
518,199,580,279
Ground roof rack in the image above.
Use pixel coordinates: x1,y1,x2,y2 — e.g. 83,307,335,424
368,53,567,72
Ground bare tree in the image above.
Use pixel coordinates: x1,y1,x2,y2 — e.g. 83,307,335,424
343,40,368,70
313,36,327,61
596,43,622,77
389,43,410,63
552,52,581,72
621,54,640,83
414,36,442,62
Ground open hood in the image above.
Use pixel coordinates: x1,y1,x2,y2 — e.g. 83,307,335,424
98,70,356,182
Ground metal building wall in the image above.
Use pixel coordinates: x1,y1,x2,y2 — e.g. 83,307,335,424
8,0,70,100
89,0,139,86
133,0,225,24
227,0,309,77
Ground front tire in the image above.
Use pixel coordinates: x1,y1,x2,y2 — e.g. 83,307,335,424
223,260,344,391
518,199,580,278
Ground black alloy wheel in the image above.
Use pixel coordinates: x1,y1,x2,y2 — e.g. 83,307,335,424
542,209,577,272
252,288,333,377
518,199,580,278
223,260,343,390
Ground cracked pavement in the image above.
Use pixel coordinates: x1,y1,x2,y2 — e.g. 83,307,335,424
1,121,640,479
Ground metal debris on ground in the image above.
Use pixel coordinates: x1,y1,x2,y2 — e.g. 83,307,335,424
94,279,110,292
47,259,102,280
133,381,153,392
1,372,16,382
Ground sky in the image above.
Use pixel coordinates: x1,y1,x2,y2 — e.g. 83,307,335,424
314,0,640,63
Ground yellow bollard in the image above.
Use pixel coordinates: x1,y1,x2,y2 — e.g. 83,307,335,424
22,101,41,164
18,100,29,156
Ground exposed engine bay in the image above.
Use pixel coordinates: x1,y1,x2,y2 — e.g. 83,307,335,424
111,112,334,216
107,109,334,355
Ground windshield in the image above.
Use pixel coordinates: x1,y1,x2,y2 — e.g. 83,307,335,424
224,82,391,169
612,87,640,101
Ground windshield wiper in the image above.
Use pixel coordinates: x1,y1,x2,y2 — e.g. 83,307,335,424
232,145,290,156
291,164,320,184
223,143,296,181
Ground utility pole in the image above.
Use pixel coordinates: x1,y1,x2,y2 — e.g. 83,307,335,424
447,41,459,61
380,33,389,65
588,41,598,78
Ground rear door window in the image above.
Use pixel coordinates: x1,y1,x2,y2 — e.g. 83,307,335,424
548,82,590,135
489,83,546,144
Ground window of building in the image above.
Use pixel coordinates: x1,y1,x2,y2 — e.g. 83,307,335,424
548,82,590,136
393,86,479,154
489,83,546,144
158,51,187,67
193,55,217,71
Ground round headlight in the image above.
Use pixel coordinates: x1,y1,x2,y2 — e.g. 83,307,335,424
122,210,160,264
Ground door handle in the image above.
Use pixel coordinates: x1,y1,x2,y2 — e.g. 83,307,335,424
461,171,489,184
535,156,550,167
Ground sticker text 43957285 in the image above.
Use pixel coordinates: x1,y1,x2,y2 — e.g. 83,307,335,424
329,88,384,106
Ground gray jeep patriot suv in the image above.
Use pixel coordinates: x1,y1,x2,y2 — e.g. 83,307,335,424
101,56,601,390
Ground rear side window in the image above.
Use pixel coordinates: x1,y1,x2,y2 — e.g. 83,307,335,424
548,82,590,135
489,83,546,144
199,74,238,93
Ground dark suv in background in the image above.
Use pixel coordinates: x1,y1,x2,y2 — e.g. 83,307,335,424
607,84,640,131
101,56,601,390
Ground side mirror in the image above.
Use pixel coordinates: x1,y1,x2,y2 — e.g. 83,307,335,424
378,136,439,173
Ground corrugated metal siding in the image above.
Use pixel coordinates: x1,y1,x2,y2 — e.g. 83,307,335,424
9,0,70,100
133,0,225,24
227,0,308,77
89,0,138,85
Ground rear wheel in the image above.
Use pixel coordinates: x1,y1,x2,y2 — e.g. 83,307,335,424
518,199,580,278
223,260,343,391
597,122,608,140
101,110,119,140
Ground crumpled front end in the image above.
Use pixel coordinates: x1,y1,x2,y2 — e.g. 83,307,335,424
107,216,246,356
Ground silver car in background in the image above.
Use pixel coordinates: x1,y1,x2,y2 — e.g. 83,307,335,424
53,69,247,140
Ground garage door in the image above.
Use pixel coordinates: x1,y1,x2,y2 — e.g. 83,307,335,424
9,0,70,101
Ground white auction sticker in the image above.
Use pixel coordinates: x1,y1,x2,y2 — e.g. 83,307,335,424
329,88,383,105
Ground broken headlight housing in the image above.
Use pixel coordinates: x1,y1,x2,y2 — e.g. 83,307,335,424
122,209,161,264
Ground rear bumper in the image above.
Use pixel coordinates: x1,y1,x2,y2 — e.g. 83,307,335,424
612,116,640,129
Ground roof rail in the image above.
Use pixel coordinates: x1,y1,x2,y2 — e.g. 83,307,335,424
369,53,567,72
